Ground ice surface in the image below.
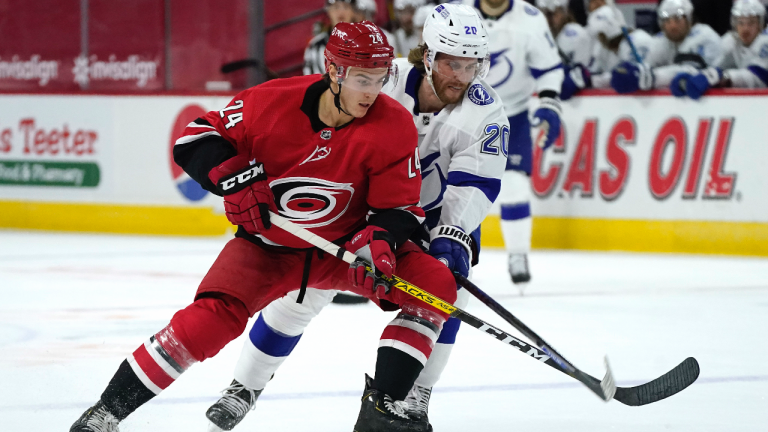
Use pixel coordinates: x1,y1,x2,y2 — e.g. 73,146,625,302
1,230,766,431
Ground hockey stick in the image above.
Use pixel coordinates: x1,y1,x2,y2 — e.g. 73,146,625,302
455,274,701,406
622,27,643,63
267,211,616,402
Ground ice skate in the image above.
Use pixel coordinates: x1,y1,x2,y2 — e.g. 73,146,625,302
404,383,434,432
206,379,263,431
70,401,120,432
508,253,531,291
354,375,430,432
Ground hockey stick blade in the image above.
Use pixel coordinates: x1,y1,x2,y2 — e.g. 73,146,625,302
605,357,700,406
454,274,701,406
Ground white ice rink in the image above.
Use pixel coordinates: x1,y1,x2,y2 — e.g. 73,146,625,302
1,230,767,431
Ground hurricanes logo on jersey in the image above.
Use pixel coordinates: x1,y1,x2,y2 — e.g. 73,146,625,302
270,177,354,228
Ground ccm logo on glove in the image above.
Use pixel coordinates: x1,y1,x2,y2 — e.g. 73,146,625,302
218,163,266,194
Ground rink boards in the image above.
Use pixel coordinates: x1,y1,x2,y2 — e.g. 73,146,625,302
0,90,766,255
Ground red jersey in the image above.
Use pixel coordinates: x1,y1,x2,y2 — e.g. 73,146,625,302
175,75,424,249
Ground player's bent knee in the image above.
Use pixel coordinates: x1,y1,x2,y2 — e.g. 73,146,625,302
426,260,458,304
402,259,457,320
169,293,249,362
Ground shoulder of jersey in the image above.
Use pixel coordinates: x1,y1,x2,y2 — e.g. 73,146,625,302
368,92,415,128
459,79,506,124
393,57,413,78
511,1,547,23
756,32,768,45
692,23,718,38
448,80,506,137
632,29,653,41
721,31,737,44
755,33,768,55
307,32,329,49
562,22,587,38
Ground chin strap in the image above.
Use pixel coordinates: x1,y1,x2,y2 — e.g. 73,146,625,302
424,67,446,104
330,82,353,116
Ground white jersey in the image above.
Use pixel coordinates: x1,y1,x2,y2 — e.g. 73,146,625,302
393,28,421,58
557,22,593,66
463,0,564,117
719,31,768,88
646,23,724,88
649,23,723,67
589,29,655,88
382,58,509,233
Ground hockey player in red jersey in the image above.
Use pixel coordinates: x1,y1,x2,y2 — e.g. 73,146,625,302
69,21,456,432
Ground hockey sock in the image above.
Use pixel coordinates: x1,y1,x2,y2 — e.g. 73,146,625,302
375,347,425,401
499,169,533,253
501,202,532,254
100,359,157,420
234,288,334,389
100,323,197,420
415,318,461,388
375,305,444,400
235,313,302,389
99,294,249,420
414,287,468,388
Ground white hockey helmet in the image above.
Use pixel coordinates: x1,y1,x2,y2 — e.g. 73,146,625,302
537,0,570,12
731,0,767,29
394,0,426,11
657,0,694,27
422,3,490,64
587,4,626,40
414,5,433,28
421,4,490,100
356,0,377,14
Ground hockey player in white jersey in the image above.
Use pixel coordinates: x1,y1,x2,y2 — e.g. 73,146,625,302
393,0,428,57
671,0,768,99
462,0,564,286
586,3,655,90
536,0,593,99
610,0,724,93
203,5,508,431
355,0,396,45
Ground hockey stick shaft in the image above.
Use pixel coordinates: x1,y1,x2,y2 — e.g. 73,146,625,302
455,274,615,400
622,27,643,63
267,212,612,401
455,274,701,406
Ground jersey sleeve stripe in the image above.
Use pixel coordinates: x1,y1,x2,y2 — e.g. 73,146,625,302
530,63,564,79
185,121,216,130
747,65,768,86
446,171,501,202
175,130,222,146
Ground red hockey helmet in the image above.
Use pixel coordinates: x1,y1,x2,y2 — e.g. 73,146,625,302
324,21,397,92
